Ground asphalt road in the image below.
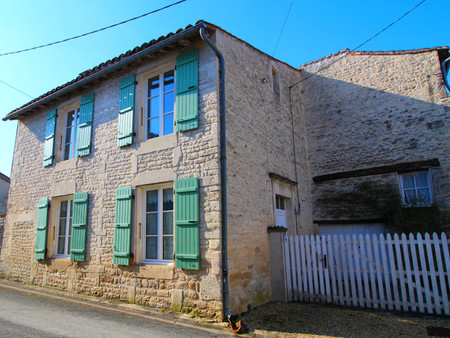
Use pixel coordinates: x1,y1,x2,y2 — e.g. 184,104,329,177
0,286,225,337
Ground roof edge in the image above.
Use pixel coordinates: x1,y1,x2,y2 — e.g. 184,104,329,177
203,21,299,72
4,21,210,121
300,46,450,69
0,172,10,183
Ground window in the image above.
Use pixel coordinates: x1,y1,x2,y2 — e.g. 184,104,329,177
146,70,175,139
56,199,73,257
275,194,287,227
272,67,280,95
399,172,433,207
143,186,174,262
63,108,80,160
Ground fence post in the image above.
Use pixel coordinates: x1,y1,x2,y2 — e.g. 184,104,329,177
267,226,288,302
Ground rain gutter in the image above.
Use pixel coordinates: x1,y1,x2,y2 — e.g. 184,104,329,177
199,25,231,320
3,22,207,121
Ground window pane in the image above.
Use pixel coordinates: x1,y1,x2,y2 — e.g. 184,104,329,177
59,219,66,236
67,237,71,255
146,213,158,236
58,238,65,255
146,190,158,212
164,91,174,114
163,212,173,235
60,201,68,217
148,117,159,139
415,173,429,188
163,113,173,135
164,71,174,92
149,97,159,118
404,190,416,204
417,189,431,204
163,188,173,210
146,237,157,259
148,77,160,97
402,175,415,189
163,236,173,260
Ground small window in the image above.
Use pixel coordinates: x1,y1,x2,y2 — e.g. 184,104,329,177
146,70,175,139
63,109,80,160
275,194,287,227
272,67,280,95
56,199,73,257
143,186,174,262
399,172,433,207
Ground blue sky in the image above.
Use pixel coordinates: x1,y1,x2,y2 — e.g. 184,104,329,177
0,0,448,177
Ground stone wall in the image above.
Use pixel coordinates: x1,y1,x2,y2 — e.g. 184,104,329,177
301,50,450,227
216,30,314,313
0,38,223,319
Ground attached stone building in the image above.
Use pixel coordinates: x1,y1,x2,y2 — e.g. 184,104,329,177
301,47,450,235
1,20,449,319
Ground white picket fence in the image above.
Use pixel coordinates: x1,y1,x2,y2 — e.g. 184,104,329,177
284,232,450,315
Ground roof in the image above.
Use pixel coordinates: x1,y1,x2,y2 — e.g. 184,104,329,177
4,20,212,121
0,172,10,183
300,46,450,69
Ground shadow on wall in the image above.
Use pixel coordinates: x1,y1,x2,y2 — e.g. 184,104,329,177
300,71,449,231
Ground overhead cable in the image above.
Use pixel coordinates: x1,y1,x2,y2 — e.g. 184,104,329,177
289,0,428,89
0,0,188,57
0,79,33,98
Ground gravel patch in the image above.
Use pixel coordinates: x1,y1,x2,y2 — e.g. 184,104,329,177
240,302,450,337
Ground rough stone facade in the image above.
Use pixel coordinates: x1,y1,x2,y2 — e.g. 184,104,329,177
1,36,224,318
216,31,314,313
301,49,450,230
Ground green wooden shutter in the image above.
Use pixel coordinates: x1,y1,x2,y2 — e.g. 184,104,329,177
43,109,57,167
77,93,95,157
175,177,199,270
70,192,88,261
117,75,135,147
176,49,199,132
113,186,132,265
35,197,49,259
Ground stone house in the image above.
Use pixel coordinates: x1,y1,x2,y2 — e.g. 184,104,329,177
1,20,449,319
0,172,10,256
0,21,313,319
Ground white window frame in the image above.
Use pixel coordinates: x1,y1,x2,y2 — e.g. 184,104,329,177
63,108,80,160
144,70,175,140
275,194,287,228
142,183,174,264
55,197,73,258
272,66,280,96
398,171,433,207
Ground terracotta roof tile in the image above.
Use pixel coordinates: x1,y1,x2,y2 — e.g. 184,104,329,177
4,22,201,120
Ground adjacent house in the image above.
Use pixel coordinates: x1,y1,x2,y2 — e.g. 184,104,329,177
301,47,450,236
0,172,10,256
0,20,448,319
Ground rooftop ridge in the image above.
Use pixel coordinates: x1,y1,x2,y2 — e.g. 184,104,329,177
300,46,449,69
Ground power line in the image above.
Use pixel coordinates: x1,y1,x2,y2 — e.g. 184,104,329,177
272,0,294,57
0,79,33,98
290,0,428,89
0,0,188,57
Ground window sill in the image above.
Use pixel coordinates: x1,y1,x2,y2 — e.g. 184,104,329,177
54,158,77,172
45,257,73,272
136,263,174,279
136,133,177,155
